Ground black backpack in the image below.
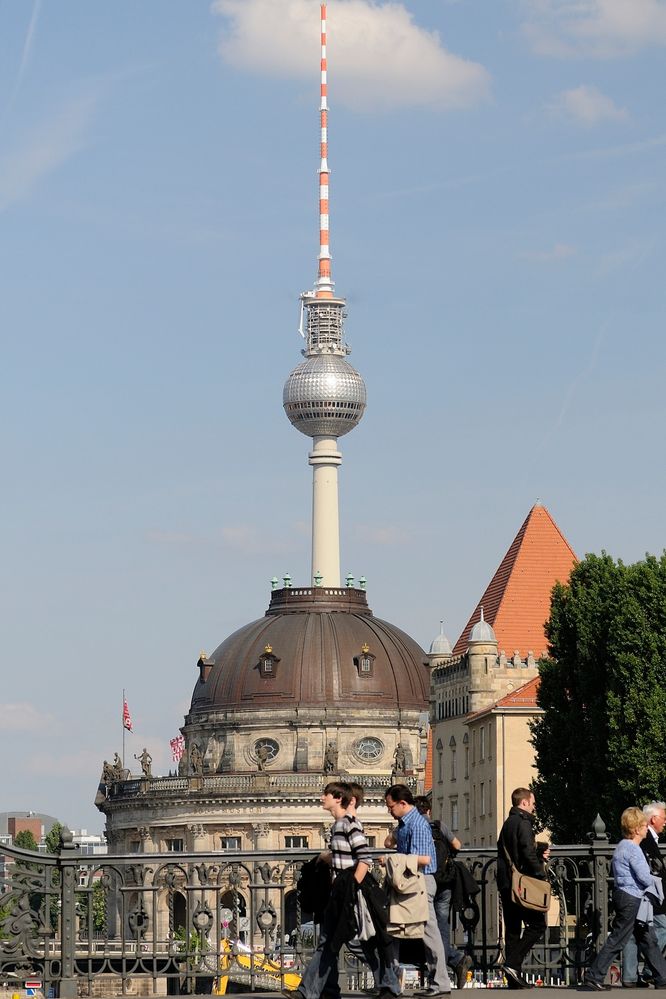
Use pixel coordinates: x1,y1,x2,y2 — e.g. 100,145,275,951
431,822,456,889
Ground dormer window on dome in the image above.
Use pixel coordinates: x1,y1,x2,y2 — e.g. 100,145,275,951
258,645,280,679
354,642,375,678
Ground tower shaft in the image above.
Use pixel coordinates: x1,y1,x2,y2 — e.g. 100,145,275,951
310,437,341,586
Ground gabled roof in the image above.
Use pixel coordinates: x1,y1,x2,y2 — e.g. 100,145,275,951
466,675,541,722
452,504,576,658
494,675,540,709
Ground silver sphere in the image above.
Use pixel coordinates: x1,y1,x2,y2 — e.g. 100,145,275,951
283,354,367,438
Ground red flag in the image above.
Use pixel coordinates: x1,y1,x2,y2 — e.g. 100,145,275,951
170,735,185,762
123,699,133,732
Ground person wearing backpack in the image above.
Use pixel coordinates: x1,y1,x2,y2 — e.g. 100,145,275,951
414,797,474,989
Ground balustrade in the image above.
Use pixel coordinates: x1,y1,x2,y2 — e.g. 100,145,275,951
0,818,623,994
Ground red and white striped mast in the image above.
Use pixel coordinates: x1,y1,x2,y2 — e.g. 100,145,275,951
315,1,333,299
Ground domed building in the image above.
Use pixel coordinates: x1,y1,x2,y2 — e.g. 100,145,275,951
98,585,429,859
96,3,429,870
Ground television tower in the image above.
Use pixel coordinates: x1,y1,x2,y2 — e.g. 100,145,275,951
283,1,366,588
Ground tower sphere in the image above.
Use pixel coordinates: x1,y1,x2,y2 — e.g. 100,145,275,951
283,354,367,438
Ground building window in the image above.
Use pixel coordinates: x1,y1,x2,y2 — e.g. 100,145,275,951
488,779,493,816
354,736,384,764
464,794,470,830
487,723,492,761
450,798,459,832
285,836,308,849
166,838,184,852
479,726,485,762
221,837,241,850
366,836,376,848
480,782,486,816
353,644,376,678
129,840,141,853
449,735,457,781
254,738,280,766
258,645,280,679
436,738,443,784
463,733,469,778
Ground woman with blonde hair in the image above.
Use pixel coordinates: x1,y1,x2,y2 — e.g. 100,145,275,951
583,807,666,990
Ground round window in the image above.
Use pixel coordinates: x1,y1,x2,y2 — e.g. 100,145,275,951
254,737,279,762
354,737,384,763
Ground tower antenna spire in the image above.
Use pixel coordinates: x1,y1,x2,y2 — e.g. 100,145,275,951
315,2,333,299
283,0,366,588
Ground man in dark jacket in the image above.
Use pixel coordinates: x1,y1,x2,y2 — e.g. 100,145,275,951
622,800,666,987
496,787,547,989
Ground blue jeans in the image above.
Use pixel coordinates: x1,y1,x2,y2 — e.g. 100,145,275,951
300,924,400,999
622,911,666,983
588,890,666,986
434,887,465,970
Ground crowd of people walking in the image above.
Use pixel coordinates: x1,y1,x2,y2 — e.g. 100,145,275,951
290,783,666,996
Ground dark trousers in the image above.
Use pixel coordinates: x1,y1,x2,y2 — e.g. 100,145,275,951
587,889,666,986
500,891,546,973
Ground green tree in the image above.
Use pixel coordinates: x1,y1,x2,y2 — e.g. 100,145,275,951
44,821,63,855
14,830,39,852
532,552,666,842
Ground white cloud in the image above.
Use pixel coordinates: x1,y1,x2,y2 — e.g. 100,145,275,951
522,242,576,262
212,0,490,111
0,702,56,732
522,0,666,58
0,94,95,214
548,85,628,124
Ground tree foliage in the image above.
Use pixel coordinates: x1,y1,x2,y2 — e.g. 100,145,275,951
14,830,38,852
44,821,63,855
532,552,666,842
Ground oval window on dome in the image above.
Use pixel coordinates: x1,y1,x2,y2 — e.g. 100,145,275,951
254,738,279,765
354,737,384,764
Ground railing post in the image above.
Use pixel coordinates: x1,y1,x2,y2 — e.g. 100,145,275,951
58,827,79,999
589,814,610,949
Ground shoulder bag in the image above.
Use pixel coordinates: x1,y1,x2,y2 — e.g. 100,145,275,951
502,843,551,913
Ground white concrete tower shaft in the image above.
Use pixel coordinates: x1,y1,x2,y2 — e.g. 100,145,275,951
282,0,367,588
310,436,342,586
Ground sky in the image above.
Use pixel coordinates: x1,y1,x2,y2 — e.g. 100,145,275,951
1,0,664,833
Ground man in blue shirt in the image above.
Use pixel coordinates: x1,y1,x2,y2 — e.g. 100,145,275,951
385,784,451,996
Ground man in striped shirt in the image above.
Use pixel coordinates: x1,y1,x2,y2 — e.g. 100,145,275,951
292,782,399,999
385,784,452,997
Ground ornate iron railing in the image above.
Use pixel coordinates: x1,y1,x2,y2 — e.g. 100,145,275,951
0,819,623,996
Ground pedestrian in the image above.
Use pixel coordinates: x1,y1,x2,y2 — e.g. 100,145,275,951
413,796,473,989
346,782,398,995
583,807,666,991
496,787,547,989
621,801,666,987
385,784,452,997
290,781,400,999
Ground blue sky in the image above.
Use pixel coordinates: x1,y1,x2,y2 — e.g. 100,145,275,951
1,0,664,831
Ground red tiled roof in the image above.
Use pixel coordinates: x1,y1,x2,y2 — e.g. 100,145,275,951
424,733,433,789
466,675,542,722
494,674,540,709
452,504,577,658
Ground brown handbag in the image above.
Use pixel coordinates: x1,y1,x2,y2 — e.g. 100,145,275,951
503,844,552,912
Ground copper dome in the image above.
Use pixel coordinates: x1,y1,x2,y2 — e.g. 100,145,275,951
190,587,429,714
